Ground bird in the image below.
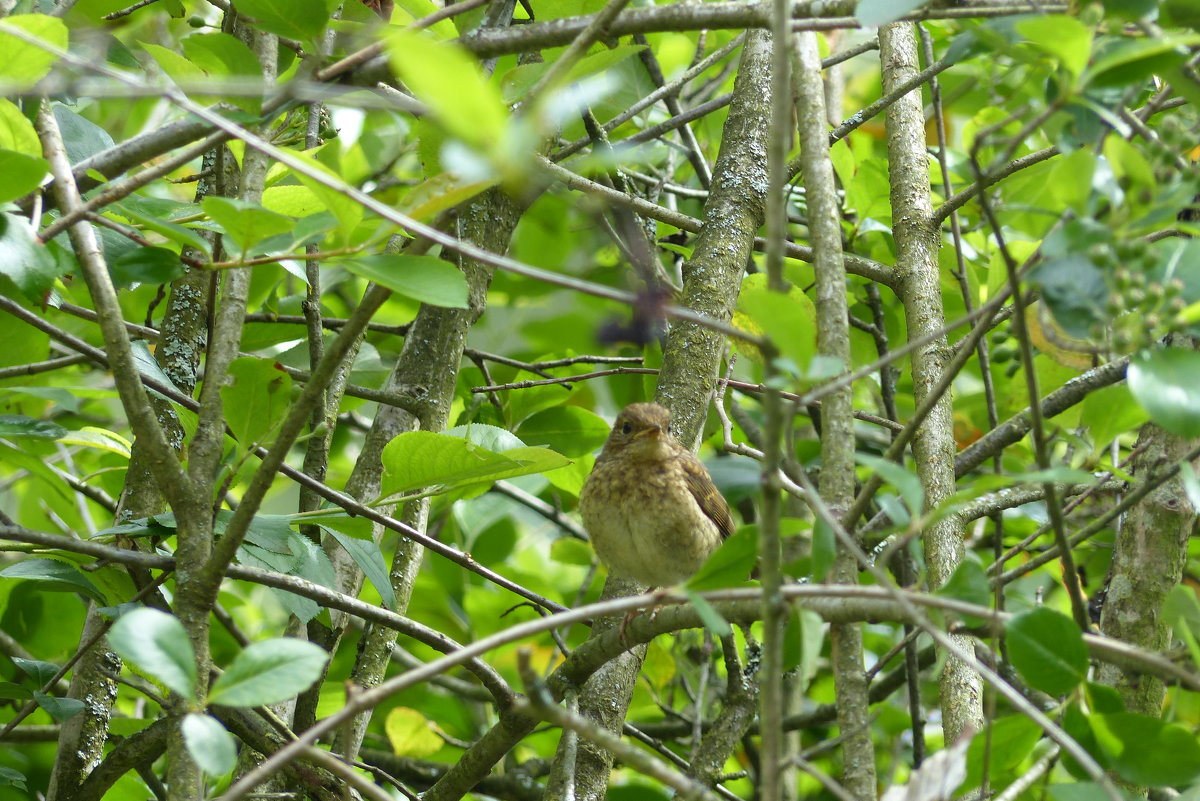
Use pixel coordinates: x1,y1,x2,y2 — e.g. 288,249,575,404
579,402,734,587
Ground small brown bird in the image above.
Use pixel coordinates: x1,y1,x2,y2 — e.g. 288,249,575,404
579,402,734,587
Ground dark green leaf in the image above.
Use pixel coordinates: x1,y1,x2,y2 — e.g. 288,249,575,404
340,254,470,309
1128,348,1200,436
108,608,197,700
1092,713,1200,786
965,714,1041,787
324,528,397,610
1006,607,1088,696
0,415,68,439
683,589,731,638
182,713,237,776
936,554,990,624
108,246,185,289
53,105,115,165
207,638,328,707
810,519,834,581
0,559,105,603
0,212,62,303
32,691,84,722
12,657,58,685
219,358,293,448
514,406,611,457
686,531,756,591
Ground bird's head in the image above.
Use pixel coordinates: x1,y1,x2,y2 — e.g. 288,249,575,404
603,402,674,459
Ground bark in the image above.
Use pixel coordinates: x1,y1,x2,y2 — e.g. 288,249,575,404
878,22,983,742
794,29,877,801
1097,420,1198,716
332,187,526,760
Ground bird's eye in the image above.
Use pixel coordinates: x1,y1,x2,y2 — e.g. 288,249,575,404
621,422,633,435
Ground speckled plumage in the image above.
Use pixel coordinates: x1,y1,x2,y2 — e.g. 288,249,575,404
579,403,733,586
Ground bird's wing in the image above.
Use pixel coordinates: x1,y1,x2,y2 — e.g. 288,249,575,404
681,458,735,540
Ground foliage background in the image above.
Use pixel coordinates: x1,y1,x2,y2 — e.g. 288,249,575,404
1,0,1200,799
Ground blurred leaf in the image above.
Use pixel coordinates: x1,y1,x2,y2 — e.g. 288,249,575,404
1091,713,1200,786
182,713,237,776
108,608,196,700
936,554,990,624
385,707,443,757
810,519,834,581
855,454,923,517
0,15,68,87
965,715,1039,788
386,30,507,149
233,0,329,43
1006,607,1088,696
0,414,67,439
207,638,328,706
340,254,470,308
1128,348,1200,436
551,537,594,566
0,150,47,204
1017,15,1092,79
855,0,926,27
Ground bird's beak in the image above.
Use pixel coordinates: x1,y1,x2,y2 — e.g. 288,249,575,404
636,425,663,439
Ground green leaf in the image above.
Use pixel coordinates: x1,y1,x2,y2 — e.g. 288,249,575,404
1017,14,1093,79
0,559,105,603
340,254,470,309
219,358,293,447
1083,34,1200,88
514,406,610,458
964,715,1041,787
1165,584,1200,669
0,212,62,303
0,15,68,88
0,766,26,789
207,638,328,707
182,713,237,776
108,246,186,289
232,0,329,43
108,608,197,700
181,32,260,77
0,150,47,204
686,531,756,591
810,518,834,582
1006,607,1088,696
12,657,58,685
550,537,594,566
32,692,84,722
683,588,731,638
0,414,68,439
1091,713,1200,786
936,554,990,624
201,196,296,257
735,275,817,370
1128,348,1200,437
855,454,923,517
855,0,927,27
52,105,115,165
386,29,508,149
324,528,397,610
385,707,444,758
0,98,39,155
379,430,570,497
